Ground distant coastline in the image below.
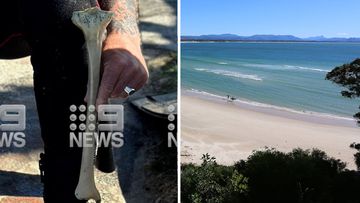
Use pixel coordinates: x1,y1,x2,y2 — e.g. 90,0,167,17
181,40,360,43
181,34,360,43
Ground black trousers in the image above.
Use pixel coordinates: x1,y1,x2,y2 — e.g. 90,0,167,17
2,0,98,202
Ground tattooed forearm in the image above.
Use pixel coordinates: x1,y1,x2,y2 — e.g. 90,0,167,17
98,0,139,35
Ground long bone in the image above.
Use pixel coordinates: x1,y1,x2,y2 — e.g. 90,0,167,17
71,7,113,202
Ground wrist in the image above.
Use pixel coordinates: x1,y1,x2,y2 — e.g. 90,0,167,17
102,32,147,69
103,32,141,51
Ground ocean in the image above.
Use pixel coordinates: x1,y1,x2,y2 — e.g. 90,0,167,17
181,42,360,119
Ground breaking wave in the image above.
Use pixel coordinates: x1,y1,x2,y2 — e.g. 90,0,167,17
284,65,328,72
243,63,328,72
194,68,263,81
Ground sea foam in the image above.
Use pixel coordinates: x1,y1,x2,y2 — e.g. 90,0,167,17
243,63,328,72
284,65,328,72
194,68,263,81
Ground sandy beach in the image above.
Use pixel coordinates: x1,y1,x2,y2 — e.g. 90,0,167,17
181,93,360,169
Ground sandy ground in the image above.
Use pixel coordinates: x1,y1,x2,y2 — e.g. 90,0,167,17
181,94,360,170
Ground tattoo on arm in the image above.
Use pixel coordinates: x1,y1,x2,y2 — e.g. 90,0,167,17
98,0,139,35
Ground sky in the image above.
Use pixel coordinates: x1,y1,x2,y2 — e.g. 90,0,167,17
181,0,360,38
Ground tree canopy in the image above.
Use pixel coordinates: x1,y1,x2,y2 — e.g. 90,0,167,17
326,58,360,123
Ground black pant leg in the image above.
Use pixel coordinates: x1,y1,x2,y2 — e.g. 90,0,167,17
20,1,97,202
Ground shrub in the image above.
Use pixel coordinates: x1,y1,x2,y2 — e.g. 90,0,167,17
181,149,360,203
350,143,360,170
181,153,248,203
240,148,346,203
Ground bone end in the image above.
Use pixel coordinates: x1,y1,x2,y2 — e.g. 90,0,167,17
71,7,113,37
75,183,101,202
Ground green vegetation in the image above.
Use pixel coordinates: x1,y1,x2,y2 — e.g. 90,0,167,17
326,58,360,124
326,58,360,173
182,154,248,203
181,149,360,203
350,143,360,171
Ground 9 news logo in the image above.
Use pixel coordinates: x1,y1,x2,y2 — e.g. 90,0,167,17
0,105,26,148
69,104,124,148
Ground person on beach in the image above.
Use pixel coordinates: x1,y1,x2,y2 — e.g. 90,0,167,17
227,95,236,102
0,0,148,202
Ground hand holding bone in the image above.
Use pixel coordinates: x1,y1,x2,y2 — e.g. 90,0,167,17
95,33,148,105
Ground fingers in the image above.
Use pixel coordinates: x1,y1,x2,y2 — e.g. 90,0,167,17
111,68,148,98
95,49,148,106
96,58,124,106
110,74,132,98
110,58,148,98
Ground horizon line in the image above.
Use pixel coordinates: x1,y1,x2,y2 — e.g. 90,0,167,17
181,34,360,39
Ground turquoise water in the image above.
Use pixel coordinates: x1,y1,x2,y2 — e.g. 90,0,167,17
181,42,360,118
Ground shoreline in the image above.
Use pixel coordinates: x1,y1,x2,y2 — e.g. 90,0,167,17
183,89,358,128
181,92,360,170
